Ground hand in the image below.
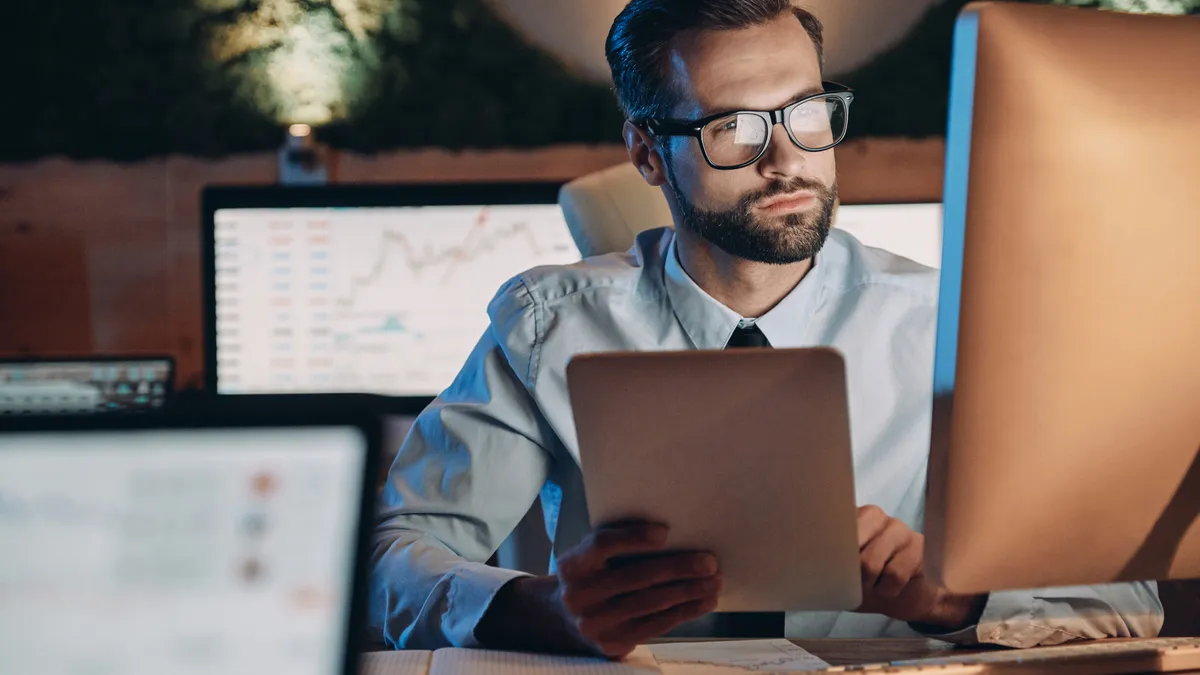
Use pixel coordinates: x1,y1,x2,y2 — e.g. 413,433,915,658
556,521,722,658
476,521,721,659
854,505,986,631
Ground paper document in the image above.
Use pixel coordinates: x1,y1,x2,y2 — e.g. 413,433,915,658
648,640,829,674
359,650,432,675
428,646,660,674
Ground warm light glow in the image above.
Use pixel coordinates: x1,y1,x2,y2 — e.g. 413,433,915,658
288,123,313,138
204,0,404,125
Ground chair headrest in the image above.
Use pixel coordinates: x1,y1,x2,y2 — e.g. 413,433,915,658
559,163,674,258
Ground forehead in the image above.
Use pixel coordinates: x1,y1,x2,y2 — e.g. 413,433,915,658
665,14,823,118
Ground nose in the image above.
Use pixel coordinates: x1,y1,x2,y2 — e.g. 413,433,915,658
756,120,808,181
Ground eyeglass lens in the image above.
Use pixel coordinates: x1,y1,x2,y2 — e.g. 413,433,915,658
699,95,847,168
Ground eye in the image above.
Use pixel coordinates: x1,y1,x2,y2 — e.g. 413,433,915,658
712,117,739,134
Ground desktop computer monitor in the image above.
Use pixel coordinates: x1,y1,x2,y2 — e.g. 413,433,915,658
925,2,1200,594
202,183,580,398
834,202,942,270
0,402,378,675
0,356,174,415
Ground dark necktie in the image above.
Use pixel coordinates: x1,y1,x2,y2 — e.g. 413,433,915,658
725,323,772,349
712,322,785,638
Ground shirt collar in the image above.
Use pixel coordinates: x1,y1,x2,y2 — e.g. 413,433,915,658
663,232,827,349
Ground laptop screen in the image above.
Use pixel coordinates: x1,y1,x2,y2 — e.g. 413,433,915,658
0,426,368,675
0,359,174,416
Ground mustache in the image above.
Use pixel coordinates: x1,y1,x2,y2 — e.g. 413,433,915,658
741,177,831,209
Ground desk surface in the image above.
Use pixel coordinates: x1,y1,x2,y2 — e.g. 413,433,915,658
653,638,995,666
781,638,992,666
361,638,995,671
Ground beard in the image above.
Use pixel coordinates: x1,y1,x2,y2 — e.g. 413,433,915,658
665,165,838,265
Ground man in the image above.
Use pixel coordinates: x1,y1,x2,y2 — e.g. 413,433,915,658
370,0,1162,658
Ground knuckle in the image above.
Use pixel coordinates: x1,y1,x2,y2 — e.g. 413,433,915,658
862,558,883,578
557,561,578,580
694,575,721,597
558,554,586,579
576,617,603,639
883,567,906,587
560,589,584,615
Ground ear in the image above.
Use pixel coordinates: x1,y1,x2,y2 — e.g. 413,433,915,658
623,120,669,187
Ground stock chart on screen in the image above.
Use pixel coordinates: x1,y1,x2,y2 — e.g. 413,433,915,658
212,204,580,396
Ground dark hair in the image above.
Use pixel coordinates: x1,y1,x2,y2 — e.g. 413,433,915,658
605,0,825,122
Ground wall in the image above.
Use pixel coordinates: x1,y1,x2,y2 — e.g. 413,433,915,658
485,0,943,82
0,138,944,389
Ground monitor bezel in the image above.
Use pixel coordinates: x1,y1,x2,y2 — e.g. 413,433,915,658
200,181,565,401
0,395,383,674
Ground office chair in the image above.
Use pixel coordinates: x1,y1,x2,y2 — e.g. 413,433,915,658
559,162,675,258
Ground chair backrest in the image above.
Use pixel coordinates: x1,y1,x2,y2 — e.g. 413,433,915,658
559,162,942,268
559,162,674,259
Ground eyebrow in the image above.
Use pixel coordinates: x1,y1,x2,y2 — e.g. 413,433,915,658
700,86,827,118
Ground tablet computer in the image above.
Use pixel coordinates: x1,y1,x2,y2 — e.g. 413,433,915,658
567,347,861,612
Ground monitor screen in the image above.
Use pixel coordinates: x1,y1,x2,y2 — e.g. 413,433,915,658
0,358,173,416
834,203,943,270
211,201,579,396
0,426,368,675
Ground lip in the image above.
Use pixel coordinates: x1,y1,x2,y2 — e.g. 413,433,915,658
757,191,816,213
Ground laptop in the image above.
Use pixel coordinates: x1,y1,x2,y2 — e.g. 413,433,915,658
0,355,175,416
0,396,379,675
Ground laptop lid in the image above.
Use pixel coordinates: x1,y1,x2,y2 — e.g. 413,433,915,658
0,355,175,416
0,399,379,675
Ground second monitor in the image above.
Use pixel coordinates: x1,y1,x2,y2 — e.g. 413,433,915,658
203,183,580,398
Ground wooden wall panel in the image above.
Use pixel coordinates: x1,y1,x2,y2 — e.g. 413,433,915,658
0,139,946,388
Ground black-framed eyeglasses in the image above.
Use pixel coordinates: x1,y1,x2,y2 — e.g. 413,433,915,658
640,81,855,171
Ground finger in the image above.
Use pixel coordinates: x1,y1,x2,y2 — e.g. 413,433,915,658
582,574,722,625
597,596,719,652
856,505,891,549
860,518,911,589
564,552,718,612
874,535,924,598
559,522,669,578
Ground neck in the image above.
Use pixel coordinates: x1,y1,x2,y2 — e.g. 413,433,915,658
674,227,813,319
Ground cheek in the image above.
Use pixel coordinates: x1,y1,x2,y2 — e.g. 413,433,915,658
672,150,758,210
814,152,838,187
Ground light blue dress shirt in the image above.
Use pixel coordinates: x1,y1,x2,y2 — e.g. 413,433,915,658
370,226,1163,650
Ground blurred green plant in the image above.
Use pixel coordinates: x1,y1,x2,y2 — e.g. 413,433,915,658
1051,0,1196,12
0,0,624,161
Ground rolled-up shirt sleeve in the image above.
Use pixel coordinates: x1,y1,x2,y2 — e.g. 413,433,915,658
923,582,1164,647
368,277,556,649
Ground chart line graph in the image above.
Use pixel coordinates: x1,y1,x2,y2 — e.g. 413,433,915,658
213,204,580,395
337,208,568,310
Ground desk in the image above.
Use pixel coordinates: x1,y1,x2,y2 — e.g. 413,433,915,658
780,638,992,666
359,638,996,674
